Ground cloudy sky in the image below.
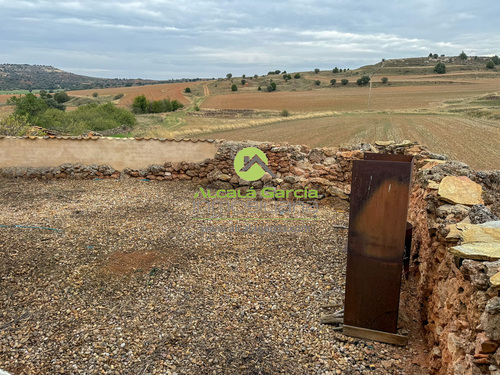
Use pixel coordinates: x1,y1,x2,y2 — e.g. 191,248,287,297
1,0,498,79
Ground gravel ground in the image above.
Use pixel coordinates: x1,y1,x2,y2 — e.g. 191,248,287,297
0,179,428,374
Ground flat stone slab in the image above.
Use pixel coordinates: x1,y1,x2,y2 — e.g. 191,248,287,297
438,176,483,206
461,221,500,243
449,242,500,261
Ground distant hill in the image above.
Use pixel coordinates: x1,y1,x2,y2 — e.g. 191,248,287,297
0,64,204,91
356,55,497,75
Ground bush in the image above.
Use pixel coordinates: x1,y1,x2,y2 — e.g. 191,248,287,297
8,93,49,122
241,79,246,85
459,51,467,60
184,87,191,93
434,62,446,74
270,82,277,91
257,86,262,91
381,77,389,84
332,67,339,73
194,104,200,111
341,79,349,85
44,97,66,111
231,84,238,91
113,93,124,100
356,76,370,85
92,92,99,98
131,95,149,114
314,68,320,74
294,73,301,79
486,61,495,69
68,103,136,132
315,80,321,86
492,55,500,65
54,91,70,103
131,95,183,114
0,114,35,136
266,85,274,92
280,109,290,117
330,79,336,86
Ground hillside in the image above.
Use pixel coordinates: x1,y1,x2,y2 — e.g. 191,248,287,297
0,64,204,91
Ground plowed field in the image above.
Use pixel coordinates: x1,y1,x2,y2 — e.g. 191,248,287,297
67,82,203,107
202,80,500,112
199,113,500,170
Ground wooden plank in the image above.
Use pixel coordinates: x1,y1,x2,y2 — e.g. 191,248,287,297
343,325,408,346
320,315,344,324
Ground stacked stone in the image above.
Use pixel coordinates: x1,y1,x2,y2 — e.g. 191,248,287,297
409,158,500,374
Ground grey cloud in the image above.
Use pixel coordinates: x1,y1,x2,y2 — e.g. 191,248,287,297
0,0,498,79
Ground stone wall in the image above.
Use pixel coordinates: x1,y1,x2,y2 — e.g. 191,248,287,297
408,161,500,374
0,136,499,374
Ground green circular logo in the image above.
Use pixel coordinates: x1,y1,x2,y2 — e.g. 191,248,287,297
234,147,273,182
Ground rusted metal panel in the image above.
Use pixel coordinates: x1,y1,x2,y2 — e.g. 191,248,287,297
363,153,414,163
343,155,414,334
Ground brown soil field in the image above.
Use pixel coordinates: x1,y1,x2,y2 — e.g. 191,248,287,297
201,80,500,112
67,81,204,107
198,113,500,170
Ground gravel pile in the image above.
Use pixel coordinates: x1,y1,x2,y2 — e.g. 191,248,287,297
0,179,427,374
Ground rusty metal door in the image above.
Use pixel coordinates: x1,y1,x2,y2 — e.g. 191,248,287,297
343,153,414,339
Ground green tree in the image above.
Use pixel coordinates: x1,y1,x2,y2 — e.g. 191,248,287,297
8,93,48,122
54,92,70,103
257,86,262,91
266,85,273,92
356,76,370,85
434,62,446,74
274,70,281,75
226,73,232,80
330,79,336,86
231,84,238,91
332,67,339,73
459,51,467,60
184,87,191,93
314,68,320,74
381,77,389,84
294,73,301,79
131,94,149,114
433,53,438,59
270,82,277,91
492,55,500,65
241,79,246,85
341,79,349,85
486,61,495,69
92,92,99,98
315,80,321,86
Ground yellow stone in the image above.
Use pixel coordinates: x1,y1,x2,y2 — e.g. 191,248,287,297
462,221,500,244
427,181,440,190
491,272,500,288
438,176,483,206
449,242,500,261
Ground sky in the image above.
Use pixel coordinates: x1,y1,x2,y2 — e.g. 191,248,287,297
1,0,499,80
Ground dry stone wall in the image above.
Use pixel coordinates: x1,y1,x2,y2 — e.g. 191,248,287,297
0,136,499,374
